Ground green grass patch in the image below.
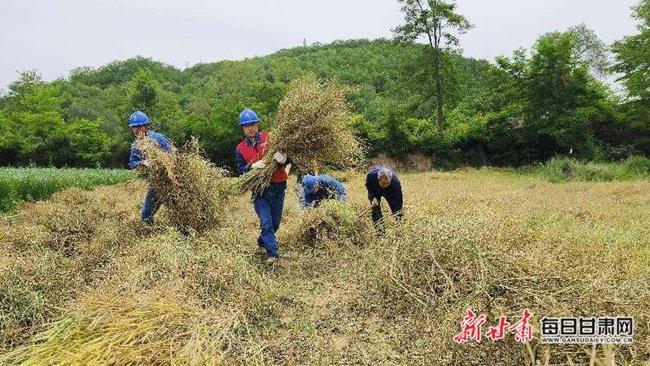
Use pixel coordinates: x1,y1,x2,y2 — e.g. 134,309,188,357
532,155,650,183
0,168,135,212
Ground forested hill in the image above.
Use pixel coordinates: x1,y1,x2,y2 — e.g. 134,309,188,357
0,37,646,169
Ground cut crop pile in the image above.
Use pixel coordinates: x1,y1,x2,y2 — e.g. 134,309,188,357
0,183,143,348
137,137,236,234
238,76,363,194
278,200,372,249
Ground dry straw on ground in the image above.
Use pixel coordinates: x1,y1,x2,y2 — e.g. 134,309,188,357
0,183,143,348
238,76,363,194
2,291,225,365
278,200,372,250
1,169,648,365
137,137,235,234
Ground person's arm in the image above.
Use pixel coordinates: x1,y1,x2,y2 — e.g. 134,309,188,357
320,176,345,201
157,133,172,153
331,177,346,201
391,177,403,211
129,145,142,169
235,148,250,175
365,172,380,201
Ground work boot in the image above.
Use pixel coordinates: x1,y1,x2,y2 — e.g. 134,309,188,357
257,238,267,255
265,256,278,265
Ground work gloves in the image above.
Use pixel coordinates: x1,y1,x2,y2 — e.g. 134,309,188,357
251,161,266,170
273,151,287,164
371,198,379,207
250,151,286,171
140,160,150,168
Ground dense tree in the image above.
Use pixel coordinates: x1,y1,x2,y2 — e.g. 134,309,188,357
129,69,158,116
393,0,472,131
0,35,643,169
489,27,618,162
612,0,649,154
612,0,649,102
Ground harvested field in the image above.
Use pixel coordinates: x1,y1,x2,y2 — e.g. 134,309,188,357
0,169,648,365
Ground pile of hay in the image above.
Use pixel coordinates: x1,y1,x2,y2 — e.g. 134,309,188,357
0,183,143,347
238,76,363,194
137,137,235,234
278,201,372,249
361,192,649,364
1,290,229,365
2,224,279,364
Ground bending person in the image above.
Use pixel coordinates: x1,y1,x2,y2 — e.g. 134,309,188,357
365,165,403,235
300,174,346,208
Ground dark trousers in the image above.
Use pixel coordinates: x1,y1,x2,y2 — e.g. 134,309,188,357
371,195,403,235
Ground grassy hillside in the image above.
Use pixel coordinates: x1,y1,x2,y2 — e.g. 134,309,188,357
0,39,504,169
1,170,647,364
2,35,645,169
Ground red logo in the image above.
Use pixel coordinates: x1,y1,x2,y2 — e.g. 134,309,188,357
453,309,487,343
454,308,533,344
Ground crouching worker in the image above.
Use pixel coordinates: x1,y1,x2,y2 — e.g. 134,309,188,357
366,166,403,235
300,174,346,208
235,108,288,264
128,111,172,224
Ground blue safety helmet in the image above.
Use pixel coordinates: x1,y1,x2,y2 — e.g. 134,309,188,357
128,111,150,127
302,175,318,192
238,108,260,126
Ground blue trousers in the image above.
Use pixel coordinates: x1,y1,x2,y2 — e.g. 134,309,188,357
253,182,286,258
141,186,161,223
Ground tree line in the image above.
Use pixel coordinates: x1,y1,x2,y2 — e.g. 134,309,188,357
0,0,647,170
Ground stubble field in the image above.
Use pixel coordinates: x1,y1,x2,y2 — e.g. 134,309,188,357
0,169,648,365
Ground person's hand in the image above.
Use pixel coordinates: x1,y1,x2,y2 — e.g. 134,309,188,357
371,198,379,207
141,160,150,168
273,151,287,164
251,161,266,170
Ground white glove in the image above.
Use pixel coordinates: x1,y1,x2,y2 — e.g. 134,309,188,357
371,198,379,207
141,160,150,167
273,151,287,164
251,161,266,170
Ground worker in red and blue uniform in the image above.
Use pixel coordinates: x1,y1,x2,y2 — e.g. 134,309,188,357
366,165,403,235
235,108,288,264
128,110,172,224
300,174,346,208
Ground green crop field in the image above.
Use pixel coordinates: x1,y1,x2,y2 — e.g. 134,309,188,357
0,168,135,212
